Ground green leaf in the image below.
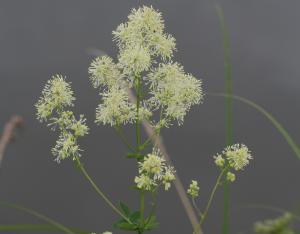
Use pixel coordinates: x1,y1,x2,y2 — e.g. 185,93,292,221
113,219,138,231
144,216,159,231
129,211,141,223
126,153,144,159
118,201,131,217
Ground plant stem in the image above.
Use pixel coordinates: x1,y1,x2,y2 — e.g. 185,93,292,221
216,5,233,234
140,191,145,229
75,158,132,224
192,198,203,219
135,74,146,232
193,168,227,234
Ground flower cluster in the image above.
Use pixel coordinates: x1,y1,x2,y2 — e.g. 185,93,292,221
135,149,175,191
113,6,176,63
187,180,200,198
36,75,89,162
214,144,253,182
147,62,203,125
36,75,74,122
89,6,203,128
254,213,294,234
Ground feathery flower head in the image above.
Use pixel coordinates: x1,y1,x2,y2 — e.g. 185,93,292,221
52,133,80,163
135,174,156,191
147,62,203,125
214,154,225,168
224,144,252,171
36,75,89,163
95,86,135,126
139,151,165,174
102,231,112,234
118,46,151,76
113,6,176,61
135,148,175,191
162,166,175,191
254,213,294,234
214,144,253,171
36,75,75,121
88,56,122,89
187,180,200,198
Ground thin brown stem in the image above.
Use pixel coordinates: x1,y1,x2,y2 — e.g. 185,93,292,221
0,116,23,166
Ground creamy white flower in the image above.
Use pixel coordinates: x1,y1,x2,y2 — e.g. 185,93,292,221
36,75,75,121
187,180,200,198
135,174,156,191
224,144,253,171
118,46,151,76
96,86,135,126
147,63,203,125
89,56,122,89
36,76,89,163
113,6,175,61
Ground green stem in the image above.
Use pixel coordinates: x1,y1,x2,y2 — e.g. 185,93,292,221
75,158,132,224
140,191,145,229
216,5,233,234
193,168,227,234
192,198,203,219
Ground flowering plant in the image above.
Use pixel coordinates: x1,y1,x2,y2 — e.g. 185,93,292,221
35,6,253,234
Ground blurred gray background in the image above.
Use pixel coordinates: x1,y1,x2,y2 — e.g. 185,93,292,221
0,0,299,233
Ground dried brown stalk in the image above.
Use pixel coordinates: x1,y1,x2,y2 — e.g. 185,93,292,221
0,116,23,166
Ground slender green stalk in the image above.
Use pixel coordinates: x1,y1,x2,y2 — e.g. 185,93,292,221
192,198,203,218
193,168,227,234
0,224,89,234
0,202,76,234
134,74,146,233
216,5,233,234
145,190,158,226
140,191,145,230
75,158,132,224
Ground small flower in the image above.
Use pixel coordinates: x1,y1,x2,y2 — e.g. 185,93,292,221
95,86,135,126
118,46,151,76
147,62,203,125
135,148,175,191
52,133,80,163
254,213,294,234
36,75,75,121
226,172,236,182
224,144,252,171
88,56,122,89
162,166,175,191
102,232,112,234
72,115,89,137
135,174,156,191
139,152,165,174
187,180,200,198
214,154,225,168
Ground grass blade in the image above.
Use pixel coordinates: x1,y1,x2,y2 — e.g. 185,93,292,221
216,4,232,234
0,202,79,234
0,224,89,234
209,93,300,160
